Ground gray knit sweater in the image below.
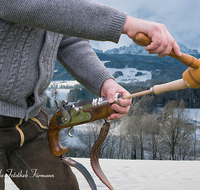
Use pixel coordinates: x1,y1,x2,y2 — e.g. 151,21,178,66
0,0,127,120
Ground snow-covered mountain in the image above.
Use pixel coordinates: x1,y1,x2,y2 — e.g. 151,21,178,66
54,41,198,84
98,42,199,55
104,43,149,55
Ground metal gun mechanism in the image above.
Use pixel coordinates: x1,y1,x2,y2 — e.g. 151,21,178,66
55,100,91,137
55,99,92,128
55,93,122,137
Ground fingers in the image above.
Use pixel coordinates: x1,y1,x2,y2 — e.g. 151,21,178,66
100,79,132,120
107,113,126,120
107,94,131,120
105,87,117,104
146,27,178,57
108,105,128,120
125,17,181,58
107,103,130,120
173,41,181,57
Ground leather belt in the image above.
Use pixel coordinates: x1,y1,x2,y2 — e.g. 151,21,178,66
62,121,114,190
62,157,97,190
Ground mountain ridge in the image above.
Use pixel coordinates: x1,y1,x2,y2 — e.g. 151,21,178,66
53,43,200,84
93,42,199,55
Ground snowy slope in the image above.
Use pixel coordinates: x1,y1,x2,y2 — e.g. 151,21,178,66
5,158,200,190
106,66,151,83
84,60,151,83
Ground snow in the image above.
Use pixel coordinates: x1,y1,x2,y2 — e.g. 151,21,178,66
46,89,70,101
100,61,152,83
48,80,80,88
185,108,200,122
102,42,199,56
5,158,200,190
45,66,152,103
107,67,151,83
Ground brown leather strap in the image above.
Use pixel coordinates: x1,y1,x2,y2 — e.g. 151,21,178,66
90,121,114,190
62,121,114,190
62,157,97,190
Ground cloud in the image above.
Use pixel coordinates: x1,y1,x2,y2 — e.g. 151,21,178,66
91,0,200,52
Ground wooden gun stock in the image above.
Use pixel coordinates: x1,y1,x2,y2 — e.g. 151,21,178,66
48,103,116,157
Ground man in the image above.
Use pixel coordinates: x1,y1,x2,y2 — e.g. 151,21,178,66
0,0,181,189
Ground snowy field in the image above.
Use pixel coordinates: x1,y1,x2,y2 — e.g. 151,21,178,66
107,67,151,83
100,60,152,83
48,80,80,88
5,158,200,190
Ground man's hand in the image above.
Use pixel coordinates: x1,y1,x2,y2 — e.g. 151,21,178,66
101,79,131,120
122,16,181,58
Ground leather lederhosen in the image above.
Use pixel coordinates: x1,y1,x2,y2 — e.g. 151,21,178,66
0,95,79,190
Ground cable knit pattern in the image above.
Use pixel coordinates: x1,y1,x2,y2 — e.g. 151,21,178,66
0,22,24,99
2,26,32,100
0,0,127,120
0,20,11,70
0,21,37,102
10,28,37,103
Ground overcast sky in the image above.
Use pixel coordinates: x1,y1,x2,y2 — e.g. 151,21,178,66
90,0,200,52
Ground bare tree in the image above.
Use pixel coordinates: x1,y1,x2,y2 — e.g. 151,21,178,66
131,96,156,159
143,112,161,160
158,100,194,160
120,111,144,159
192,109,199,160
79,121,103,157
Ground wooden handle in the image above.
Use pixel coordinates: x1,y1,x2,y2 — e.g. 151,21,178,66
134,33,199,69
123,89,151,99
48,104,116,157
153,79,188,95
48,110,69,157
123,79,189,99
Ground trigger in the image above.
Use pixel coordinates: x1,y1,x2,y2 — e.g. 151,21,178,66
68,126,74,138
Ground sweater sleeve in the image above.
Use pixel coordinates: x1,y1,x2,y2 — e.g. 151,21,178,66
57,36,114,96
0,0,127,43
